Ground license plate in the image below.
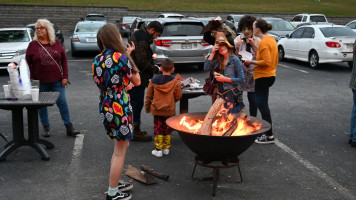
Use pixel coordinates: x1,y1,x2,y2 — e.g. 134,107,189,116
181,43,192,49
87,38,97,42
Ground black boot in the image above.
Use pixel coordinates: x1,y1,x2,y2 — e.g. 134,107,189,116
133,125,152,141
65,123,80,137
43,124,50,137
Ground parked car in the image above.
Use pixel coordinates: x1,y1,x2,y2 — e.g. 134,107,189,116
157,13,184,18
187,17,213,26
117,16,137,37
225,14,244,33
263,17,295,41
0,28,34,70
128,18,157,39
346,19,356,33
151,18,211,69
290,13,328,28
70,21,106,56
277,24,356,69
82,13,106,22
26,23,64,47
296,22,334,28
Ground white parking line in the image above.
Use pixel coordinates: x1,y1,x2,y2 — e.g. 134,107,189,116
278,63,309,74
72,134,84,160
274,139,355,200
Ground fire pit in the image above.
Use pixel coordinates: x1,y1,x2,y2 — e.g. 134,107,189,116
166,111,271,196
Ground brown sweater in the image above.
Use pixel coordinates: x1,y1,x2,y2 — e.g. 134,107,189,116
145,77,182,116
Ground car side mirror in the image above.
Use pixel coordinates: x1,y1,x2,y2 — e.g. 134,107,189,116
286,34,290,38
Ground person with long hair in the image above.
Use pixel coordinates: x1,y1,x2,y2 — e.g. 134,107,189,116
93,23,140,200
204,32,245,114
244,19,278,144
234,15,260,117
26,19,80,137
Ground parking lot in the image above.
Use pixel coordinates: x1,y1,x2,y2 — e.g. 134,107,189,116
0,32,355,200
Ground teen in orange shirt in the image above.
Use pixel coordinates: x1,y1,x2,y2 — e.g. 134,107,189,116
245,19,278,144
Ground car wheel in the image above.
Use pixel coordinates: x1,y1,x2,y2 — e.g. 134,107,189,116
309,51,319,69
348,61,353,69
278,46,285,61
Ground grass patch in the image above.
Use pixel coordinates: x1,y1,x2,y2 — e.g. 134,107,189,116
0,0,355,16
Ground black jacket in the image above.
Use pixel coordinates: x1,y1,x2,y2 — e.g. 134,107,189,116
129,28,158,87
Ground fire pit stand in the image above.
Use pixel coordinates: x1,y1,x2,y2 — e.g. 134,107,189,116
191,156,242,197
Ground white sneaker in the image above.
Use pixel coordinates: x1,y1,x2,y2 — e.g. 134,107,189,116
162,149,170,155
151,149,163,157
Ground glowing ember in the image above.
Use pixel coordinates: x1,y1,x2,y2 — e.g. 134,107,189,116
179,106,262,136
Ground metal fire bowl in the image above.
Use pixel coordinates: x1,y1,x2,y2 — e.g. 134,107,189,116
166,112,271,162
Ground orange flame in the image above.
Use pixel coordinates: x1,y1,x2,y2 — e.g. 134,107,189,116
179,106,262,136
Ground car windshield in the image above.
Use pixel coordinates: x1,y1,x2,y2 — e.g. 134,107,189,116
233,16,242,22
123,18,136,23
320,27,356,37
0,30,30,43
86,16,106,21
267,20,294,31
76,23,104,32
310,16,326,22
161,22,203,36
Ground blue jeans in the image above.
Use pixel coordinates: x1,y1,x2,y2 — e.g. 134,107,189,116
350,89,356,142
128,85,145,126
38,81,72,126
255,77,275,136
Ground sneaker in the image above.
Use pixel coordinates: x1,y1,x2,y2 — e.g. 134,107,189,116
118,180,133,192
162,149,170,155
152,149,163,157
106,192,131,200
255,135,275,144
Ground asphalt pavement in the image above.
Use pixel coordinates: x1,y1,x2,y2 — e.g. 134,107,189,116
0,34,355,200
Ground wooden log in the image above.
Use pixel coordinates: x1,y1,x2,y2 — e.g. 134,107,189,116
124,165,158,185
198,97,225,135
141,165,169,181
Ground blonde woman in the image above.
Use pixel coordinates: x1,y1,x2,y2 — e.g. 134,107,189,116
26,19,80,137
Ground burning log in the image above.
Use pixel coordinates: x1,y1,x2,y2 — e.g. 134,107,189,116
198,98,225,135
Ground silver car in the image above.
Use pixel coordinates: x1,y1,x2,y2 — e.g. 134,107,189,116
263,17,295,41
152,18,211,69
0,28,34,70
70,21,106,56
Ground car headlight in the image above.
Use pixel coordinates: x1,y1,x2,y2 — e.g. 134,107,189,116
15,49,27,56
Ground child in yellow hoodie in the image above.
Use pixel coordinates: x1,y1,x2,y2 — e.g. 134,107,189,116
145,58,182,157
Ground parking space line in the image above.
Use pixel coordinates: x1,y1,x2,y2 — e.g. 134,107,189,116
278,63,309,74
72,134,84,160
274,139,355,200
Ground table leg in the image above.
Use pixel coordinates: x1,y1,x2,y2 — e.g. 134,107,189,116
27,107,53,160
0,109,25,161
180,98,189,114
0,143,21,161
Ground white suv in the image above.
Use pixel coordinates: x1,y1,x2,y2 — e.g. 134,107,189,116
290,14,328,28
0,28,34,70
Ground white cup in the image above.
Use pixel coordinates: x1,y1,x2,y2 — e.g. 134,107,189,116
31,88,39,102
3,85,10,98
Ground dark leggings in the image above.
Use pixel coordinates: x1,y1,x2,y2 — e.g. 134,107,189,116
255,76,275,136
247,92,257,117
